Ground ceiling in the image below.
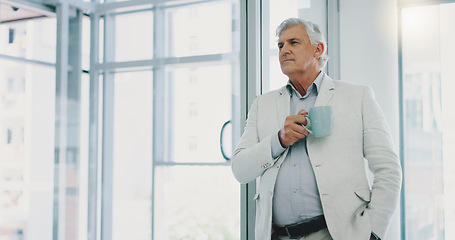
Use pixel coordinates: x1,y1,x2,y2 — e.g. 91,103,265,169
0,1,49,23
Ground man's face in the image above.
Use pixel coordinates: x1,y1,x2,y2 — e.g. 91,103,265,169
278,24,320,78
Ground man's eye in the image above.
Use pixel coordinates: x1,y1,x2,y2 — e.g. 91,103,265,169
278,44,283,49
291,41,298,44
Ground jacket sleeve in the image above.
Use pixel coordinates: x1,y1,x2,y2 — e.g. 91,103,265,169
231,97,277,184
362,86,402,239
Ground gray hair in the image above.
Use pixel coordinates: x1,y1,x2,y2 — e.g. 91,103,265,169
276,18,329,69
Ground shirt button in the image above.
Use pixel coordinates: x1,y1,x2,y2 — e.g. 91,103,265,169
293,189,297,193
293,162,297,166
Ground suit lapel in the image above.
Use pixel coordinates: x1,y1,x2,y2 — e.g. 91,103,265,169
307,73,335,160
276,86,290,127
314,73,335,106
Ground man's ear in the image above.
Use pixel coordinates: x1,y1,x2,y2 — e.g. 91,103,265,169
314,42,324,59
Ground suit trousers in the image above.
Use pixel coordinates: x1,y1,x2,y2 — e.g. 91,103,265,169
272,228,332,240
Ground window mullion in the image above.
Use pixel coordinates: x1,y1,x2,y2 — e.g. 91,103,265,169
151,4,166,240
100,7,116,240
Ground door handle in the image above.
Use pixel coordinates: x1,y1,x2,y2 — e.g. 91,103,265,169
220,120,231,161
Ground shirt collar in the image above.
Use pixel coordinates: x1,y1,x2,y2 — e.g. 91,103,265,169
286,71,324,98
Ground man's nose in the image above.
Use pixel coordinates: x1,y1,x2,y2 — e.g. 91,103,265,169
280,43,290,55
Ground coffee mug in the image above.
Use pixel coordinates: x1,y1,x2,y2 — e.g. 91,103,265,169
302,106,333,137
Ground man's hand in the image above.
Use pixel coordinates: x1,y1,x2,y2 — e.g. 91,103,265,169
278,109,309,148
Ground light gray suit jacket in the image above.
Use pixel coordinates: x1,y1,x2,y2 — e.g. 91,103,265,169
231,74,402,240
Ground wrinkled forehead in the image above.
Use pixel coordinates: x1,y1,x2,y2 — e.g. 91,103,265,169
277,24,308,42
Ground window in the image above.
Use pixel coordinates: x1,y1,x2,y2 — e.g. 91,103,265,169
96,1,241,239
0,15,56,239
152,2,241,238
401,2,455,239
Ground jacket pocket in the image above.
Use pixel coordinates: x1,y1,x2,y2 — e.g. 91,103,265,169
354,189,371,203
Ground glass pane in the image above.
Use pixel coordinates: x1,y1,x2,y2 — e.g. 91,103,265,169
164,64,232,163
112,7,153,62
112,71,153,240
151,0,241,239
401,3,455,239
165,1,233,57
77,72,90,240
264,0,327,92
155,166,240,240
0,59,55,239
82,16,91,71
0,18,56,63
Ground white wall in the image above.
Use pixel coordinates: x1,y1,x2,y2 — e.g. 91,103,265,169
339,0,401,239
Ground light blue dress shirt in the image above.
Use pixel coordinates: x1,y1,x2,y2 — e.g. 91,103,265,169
271,71,324,226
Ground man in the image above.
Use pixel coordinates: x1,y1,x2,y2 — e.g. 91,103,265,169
231,18,402,240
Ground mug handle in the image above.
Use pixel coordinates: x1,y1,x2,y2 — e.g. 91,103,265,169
302,115,313,135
